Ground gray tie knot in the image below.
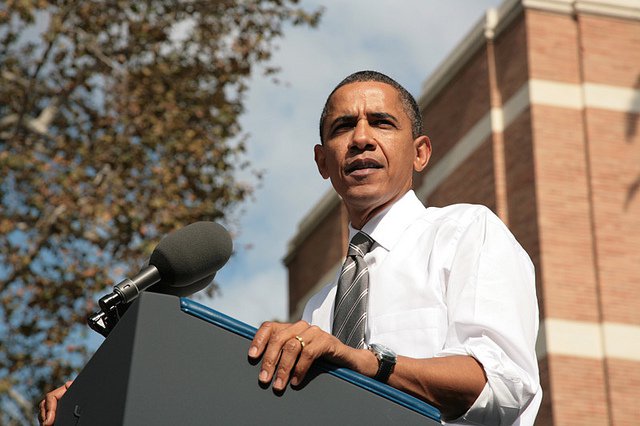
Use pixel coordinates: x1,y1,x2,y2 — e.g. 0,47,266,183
348,232,374,258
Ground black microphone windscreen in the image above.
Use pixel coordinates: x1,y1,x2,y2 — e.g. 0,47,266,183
152,274,216,297
149,222,232,289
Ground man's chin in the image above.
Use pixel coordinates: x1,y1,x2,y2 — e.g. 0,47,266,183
341,186,388,210
340,183,408,211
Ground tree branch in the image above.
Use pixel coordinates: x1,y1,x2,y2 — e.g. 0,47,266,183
0,205,67,291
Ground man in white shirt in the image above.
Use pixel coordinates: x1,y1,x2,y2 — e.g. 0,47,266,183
247,71,541,425
40,71,540,425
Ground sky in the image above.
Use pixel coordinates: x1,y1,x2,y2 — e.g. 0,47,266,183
202,0,503,327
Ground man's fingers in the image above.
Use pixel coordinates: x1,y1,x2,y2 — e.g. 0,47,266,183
272,336,305,391
258,328,293,385
290,327,333,387
42,394,59,425
39,381,72,426
290,336,315,386
255,321,309,386
38,399,46,425
248,321,278,359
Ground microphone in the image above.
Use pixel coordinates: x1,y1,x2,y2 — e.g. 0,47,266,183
88,221,233,336
101,221,232,307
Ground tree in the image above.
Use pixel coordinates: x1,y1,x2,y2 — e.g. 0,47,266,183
0,0,321,423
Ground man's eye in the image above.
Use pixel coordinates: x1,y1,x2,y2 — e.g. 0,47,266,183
332,122,353,133
373,120,394,128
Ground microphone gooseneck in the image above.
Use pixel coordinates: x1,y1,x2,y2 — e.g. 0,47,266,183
88,222,232,336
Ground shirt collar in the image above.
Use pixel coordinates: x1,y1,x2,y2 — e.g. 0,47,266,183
348,190,425,251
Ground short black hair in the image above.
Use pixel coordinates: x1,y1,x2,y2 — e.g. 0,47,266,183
319,70,424,143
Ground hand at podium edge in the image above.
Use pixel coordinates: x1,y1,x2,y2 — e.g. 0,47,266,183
248,320,488,420
248,320,379,393
38,380,73,425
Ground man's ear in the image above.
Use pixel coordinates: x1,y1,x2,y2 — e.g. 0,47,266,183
413,135,431,173
314,144,330,179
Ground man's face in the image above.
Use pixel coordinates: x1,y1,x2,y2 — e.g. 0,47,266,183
315,81,430,226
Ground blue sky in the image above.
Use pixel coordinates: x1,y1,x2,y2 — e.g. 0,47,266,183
202,0,503,326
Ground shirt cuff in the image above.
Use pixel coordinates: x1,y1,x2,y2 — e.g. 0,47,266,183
435,337,539,425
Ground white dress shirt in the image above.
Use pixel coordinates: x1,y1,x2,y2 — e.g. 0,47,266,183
302,191,541,426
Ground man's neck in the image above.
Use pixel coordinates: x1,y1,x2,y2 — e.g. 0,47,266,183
347,190,411,230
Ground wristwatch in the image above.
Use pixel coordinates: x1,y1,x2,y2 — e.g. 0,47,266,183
368,343,397,383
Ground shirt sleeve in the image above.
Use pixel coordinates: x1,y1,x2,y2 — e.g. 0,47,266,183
435,207,540,426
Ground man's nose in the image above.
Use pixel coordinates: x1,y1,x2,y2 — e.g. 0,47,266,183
350,119,375,150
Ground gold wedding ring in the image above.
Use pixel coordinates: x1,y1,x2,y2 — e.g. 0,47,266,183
295,335,306,349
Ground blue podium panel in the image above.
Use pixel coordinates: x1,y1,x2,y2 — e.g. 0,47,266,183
56,293,441,425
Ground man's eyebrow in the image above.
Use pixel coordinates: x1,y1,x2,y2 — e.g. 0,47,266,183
329,111,399,127
331,115,357,125
368,112,398,122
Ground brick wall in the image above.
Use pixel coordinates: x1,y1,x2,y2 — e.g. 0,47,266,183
285,2,640,424
420,50,491,169
579,14,640,87
494,13,529,102
286,201,347,317
426,138,497,209
585,108,640,324
549,355,610,425
526,10,582,84
608,358,640,425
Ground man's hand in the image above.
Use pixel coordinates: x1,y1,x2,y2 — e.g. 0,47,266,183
248,320,374,392
38,380,72,425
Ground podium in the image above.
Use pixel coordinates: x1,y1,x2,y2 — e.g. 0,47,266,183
56,292,441,425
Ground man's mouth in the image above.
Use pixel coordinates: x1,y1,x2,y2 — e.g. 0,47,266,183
345,159,383,175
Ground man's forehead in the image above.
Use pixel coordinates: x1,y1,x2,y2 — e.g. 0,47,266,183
325,81,403,116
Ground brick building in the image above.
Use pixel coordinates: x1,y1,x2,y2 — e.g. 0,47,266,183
283,0,640,424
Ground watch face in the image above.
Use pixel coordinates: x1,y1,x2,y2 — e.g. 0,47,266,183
369,343,396,362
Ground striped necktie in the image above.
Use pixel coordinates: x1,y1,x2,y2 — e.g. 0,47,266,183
332,232,375,349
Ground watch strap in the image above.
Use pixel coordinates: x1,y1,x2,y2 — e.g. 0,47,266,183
369,344,396,383
374,359,394,383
